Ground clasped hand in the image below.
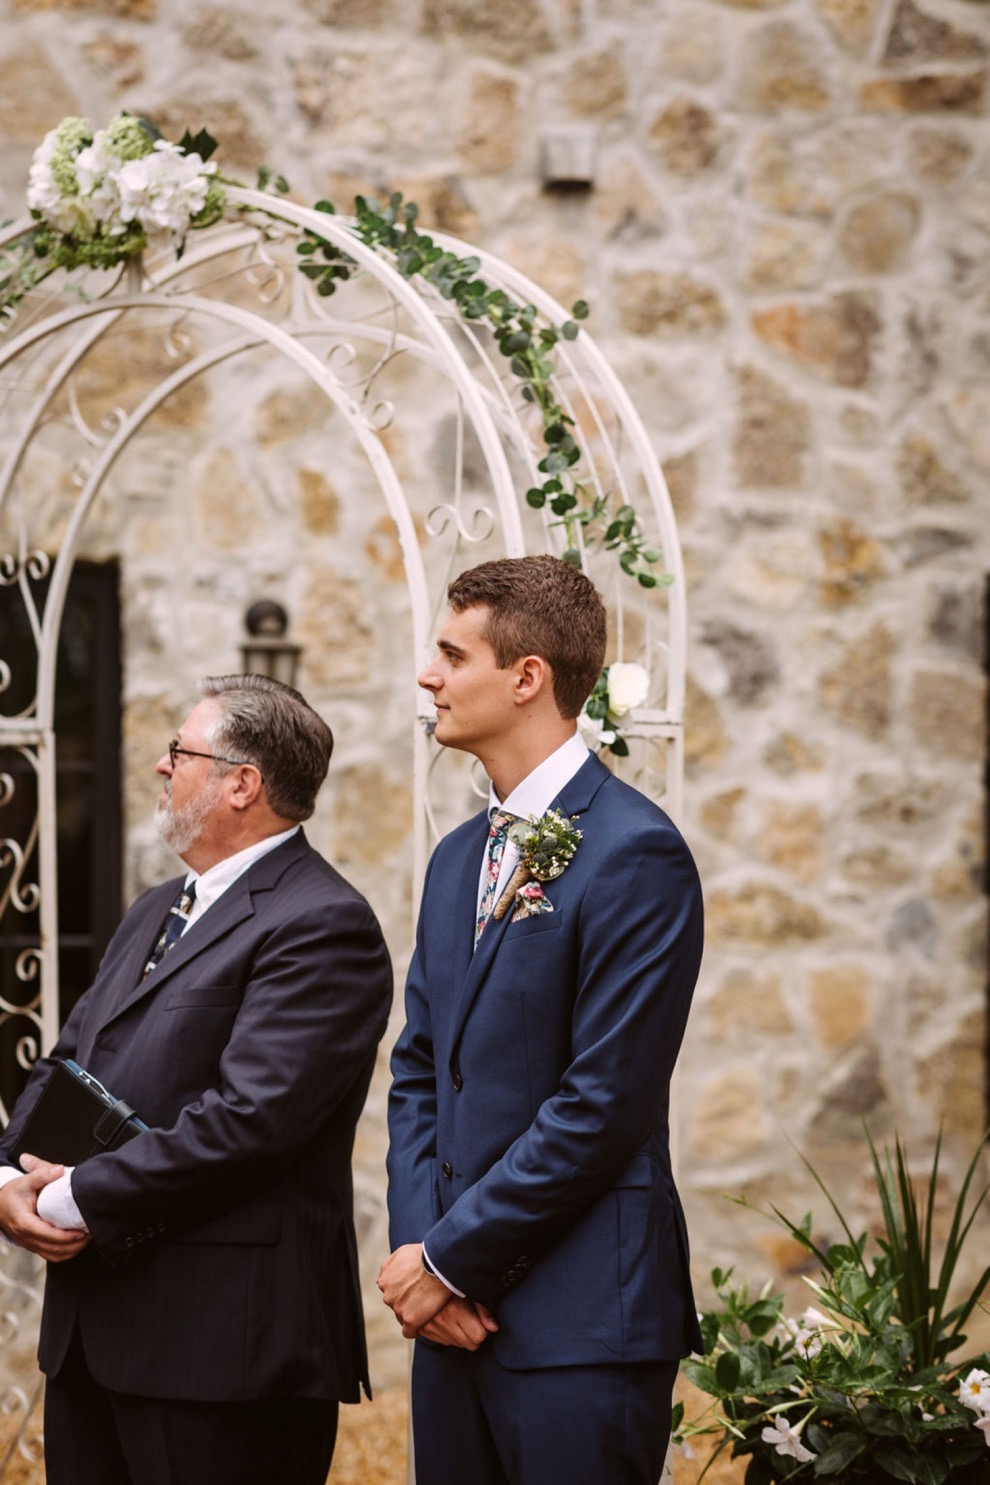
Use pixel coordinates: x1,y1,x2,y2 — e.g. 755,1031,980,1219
377,1243,498,1351
0,1155,90,1262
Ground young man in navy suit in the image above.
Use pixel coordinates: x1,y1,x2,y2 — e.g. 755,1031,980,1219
0,674,392,1485
380,556,704,1485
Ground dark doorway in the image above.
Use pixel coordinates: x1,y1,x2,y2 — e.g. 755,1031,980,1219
0,561,122,1116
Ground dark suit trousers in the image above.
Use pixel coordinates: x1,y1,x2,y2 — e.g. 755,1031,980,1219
44,1333,339,1485
412,1340,679,1485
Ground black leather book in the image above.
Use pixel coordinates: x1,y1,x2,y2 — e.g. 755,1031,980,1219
8,1060,147,1168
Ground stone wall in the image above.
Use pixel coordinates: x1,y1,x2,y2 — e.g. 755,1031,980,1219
1,0,988,1393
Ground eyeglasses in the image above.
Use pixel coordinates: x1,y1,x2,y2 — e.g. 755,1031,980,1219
168,740,257,771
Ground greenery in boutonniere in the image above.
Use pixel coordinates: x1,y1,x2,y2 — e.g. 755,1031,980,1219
676,1128,990,1483
507,810,582,882
579,662,650,758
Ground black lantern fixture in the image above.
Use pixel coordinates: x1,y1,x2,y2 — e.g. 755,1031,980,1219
240,600,302,688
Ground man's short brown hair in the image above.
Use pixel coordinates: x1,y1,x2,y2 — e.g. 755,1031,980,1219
447,555,607,719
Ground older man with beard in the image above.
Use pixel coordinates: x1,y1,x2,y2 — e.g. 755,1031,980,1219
0,674,393,1485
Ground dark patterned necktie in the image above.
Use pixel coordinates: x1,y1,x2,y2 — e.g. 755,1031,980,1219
142,879,196,980
475,810,515,947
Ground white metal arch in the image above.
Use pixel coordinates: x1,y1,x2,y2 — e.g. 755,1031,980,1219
0,185,688,1479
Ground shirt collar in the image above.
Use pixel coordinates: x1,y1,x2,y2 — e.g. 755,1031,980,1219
487,731,589,824
183,825,300,918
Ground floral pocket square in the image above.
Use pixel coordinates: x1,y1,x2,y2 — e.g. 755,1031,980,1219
510,882,554,922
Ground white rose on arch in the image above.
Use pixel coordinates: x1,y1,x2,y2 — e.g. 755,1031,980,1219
604,661,649,717
579,661,650,758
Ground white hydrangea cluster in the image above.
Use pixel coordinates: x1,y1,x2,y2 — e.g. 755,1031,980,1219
26,114,224,270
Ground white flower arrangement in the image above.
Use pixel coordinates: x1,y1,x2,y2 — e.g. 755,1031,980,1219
579,661,649,757
26,114,225,271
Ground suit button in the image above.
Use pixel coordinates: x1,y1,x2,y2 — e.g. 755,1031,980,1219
441,1162,452,1180
452,1072,463,1092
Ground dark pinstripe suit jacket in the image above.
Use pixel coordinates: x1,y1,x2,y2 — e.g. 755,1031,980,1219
0,830,392,1402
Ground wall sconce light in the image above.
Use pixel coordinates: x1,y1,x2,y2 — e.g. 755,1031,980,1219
241,600,302,689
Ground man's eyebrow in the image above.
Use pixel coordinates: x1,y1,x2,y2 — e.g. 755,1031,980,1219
438,639,466,658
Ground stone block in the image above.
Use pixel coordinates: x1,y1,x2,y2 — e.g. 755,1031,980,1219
809,964,870,1047
699,786,746,841
907,128,976,187
11,0,154,11
707,966,792,1037
752,291,881,388
699,619,780,705
660,13,725,83
732,364,811,488
815,0,884,57
303,0,393,22
818,622,894,738
706,880,827,945
883,0,987,66
0,42,79,140
420,0,554,65
458,69,520,174
81,35,146,88
859,70,986,113
917,1012,987,1141
690,1067,770,1163
297,468,341,537
648,98,721,176
181,6,261,59
897,431,970,503
838,191,921,274
943,385,990,471
745,219,825,290
564,43,628,119
757,801,824,884
736,21,833,112
684,675,728,771
909,669,985,761
764,732,825,774
615,270,727,337
817,517,885,605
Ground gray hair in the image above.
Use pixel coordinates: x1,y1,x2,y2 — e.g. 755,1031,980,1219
198,674,333,822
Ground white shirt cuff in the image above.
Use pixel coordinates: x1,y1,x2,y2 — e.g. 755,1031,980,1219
421,1242,464,1298
36,1171,88,1232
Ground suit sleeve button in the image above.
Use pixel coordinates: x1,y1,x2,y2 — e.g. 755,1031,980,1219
441,1162,453,1179
452,1072,463,1091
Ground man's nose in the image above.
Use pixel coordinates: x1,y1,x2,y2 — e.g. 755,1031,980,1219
155,751,173,778
417,665,439,692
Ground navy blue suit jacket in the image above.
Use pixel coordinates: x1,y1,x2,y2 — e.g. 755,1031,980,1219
387,753,703,1370
0,830,392,1402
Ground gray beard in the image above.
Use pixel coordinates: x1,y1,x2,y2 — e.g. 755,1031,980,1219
154,776,223,857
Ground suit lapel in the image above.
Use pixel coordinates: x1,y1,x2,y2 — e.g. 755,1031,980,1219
99,831,311,1029
446,753,611,1056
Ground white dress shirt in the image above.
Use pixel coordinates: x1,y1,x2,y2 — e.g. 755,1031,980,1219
6,827,300,1235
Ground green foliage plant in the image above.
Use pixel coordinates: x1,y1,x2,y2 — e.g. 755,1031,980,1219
295,191,671,590
676,1129,990,1483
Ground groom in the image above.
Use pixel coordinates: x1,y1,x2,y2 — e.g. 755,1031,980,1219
379,556,704,1485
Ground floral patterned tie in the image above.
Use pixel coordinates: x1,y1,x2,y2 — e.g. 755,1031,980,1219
474,809,515,947
142,879,196,980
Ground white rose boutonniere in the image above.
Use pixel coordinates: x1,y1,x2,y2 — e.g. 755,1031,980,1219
492,809,582,922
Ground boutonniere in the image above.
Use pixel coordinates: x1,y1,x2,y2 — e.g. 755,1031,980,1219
492,809,582,922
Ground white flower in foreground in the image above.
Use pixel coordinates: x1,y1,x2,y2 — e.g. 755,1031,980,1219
974,1414,990,1447
959,1368,990,1415
761,1417,815,1464
605,661,649,717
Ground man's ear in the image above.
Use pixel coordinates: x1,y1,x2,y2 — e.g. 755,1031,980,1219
227,765,264,812
513,654,552,706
